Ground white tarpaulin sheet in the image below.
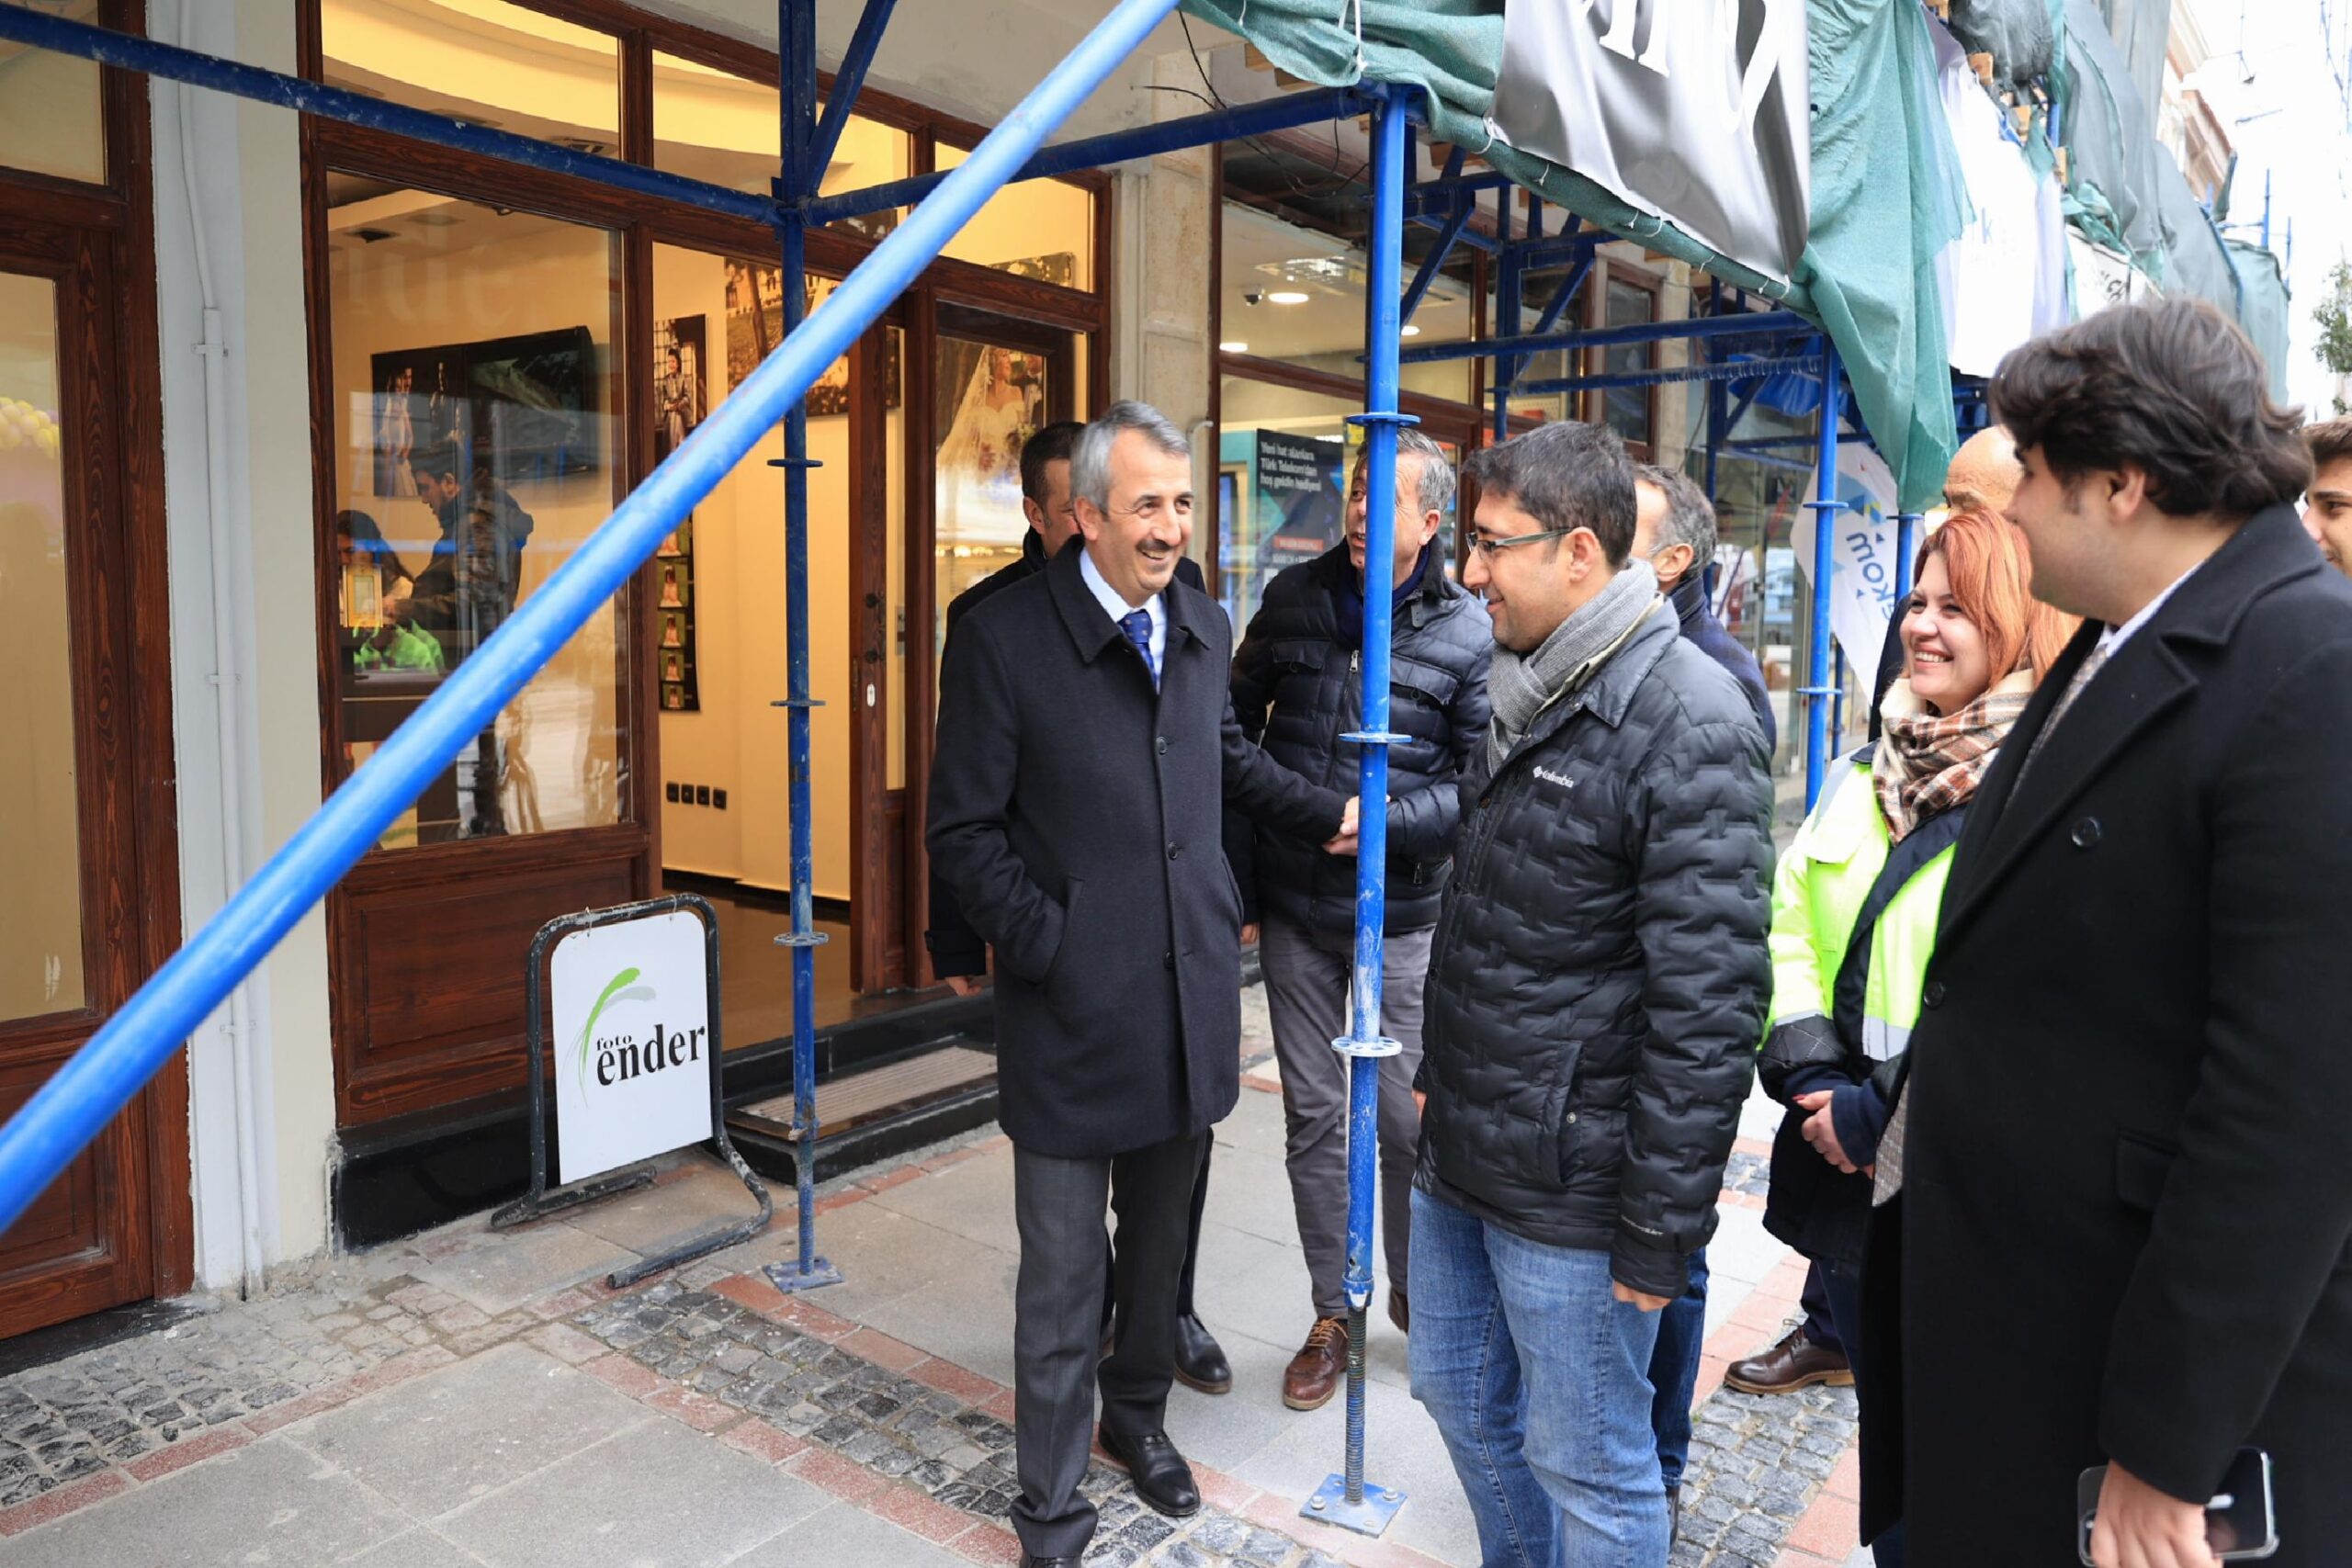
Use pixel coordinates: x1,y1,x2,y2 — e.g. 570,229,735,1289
1487,0,1812,282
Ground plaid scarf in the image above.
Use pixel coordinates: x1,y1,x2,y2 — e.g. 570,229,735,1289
1871,669,2036,841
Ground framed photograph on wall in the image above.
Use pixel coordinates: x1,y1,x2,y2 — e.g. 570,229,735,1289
653,315,707,465
369,325,599,492
723,261,901,412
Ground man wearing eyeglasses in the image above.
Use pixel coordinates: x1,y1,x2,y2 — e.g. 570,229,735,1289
928,402,1354,1568
1408,420,1775,1567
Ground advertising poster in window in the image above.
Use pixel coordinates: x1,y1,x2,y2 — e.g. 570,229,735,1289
933,339,1047,610
653,315,704,714
722,263,900,412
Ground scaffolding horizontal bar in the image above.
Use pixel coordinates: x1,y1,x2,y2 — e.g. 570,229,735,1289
1513,353,1824,395
804,85,1381,225
1401,309,1811,366
0,6,776,226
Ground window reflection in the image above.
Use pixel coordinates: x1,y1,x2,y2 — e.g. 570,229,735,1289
0,0,104,185
322,0,619,155
936,143,1092,290
653,51,910,239
327,186,627,848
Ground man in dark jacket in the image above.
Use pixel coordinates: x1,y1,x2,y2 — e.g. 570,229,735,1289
1227,429,1490,1412
1409,420,1773,1568
1627,462,1774,1521
928,403,1351,1568
1863,301,2352,1568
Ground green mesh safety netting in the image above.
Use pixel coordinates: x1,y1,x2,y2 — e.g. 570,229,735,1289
2224,238,2293,404
1179,0,1963,510
2052,0,2171,276
2155,162,2237,317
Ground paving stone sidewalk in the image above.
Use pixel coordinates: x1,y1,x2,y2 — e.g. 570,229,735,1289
0,986,1864,1566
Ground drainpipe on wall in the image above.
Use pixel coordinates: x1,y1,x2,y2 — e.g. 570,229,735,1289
171,0,267,1302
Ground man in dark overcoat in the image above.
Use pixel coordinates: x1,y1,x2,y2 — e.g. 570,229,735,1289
927,401,1351,1568
1863,299,2352,1568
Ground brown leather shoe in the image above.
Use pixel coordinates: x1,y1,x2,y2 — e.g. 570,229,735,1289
1282,1317,1350,1411
1723,1324,1853,1395
1387,1287,1409,1335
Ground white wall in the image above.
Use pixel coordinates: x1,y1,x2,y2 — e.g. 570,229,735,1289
152,0,335,1282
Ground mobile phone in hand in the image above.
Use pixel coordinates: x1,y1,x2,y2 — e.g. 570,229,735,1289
2076,1449,2278,1563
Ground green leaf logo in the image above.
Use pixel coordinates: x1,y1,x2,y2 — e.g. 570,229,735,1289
574,966,656,1091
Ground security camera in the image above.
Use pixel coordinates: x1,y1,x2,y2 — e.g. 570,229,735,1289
1242,289,1263,307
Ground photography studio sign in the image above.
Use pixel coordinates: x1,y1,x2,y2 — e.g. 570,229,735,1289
550,909,713,1185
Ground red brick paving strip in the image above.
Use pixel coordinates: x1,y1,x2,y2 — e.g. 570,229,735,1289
122,1426,253,1483
840,1325,927,1371
871,1483,979,1543
718,1419,807,1465
0,1470,130,1537
787,1446,889,1504
947,1519,1025,1565
580,1351,662,1399
644,1385,737,1432
907,1355,1001,1406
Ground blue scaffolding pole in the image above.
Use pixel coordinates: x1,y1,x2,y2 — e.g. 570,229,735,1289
762,0,842,1297
1303,84,1411,1540
1802,344,1845,808
0,0,1196,1236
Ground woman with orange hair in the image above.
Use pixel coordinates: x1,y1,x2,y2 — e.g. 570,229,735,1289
1751,508,2075,1566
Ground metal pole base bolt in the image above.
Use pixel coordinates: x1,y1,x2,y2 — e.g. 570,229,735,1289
763,1256,843,1294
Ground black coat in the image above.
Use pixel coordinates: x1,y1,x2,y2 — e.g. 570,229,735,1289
1226,545,1492,940
926,542,1349,1158
924,535,1201,977
1860,507,2352,1563
1412,607,1775,1297
1669,572,1776,751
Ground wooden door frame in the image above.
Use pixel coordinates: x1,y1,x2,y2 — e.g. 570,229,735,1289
0,0,193,1325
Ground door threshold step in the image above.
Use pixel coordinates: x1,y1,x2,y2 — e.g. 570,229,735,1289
727,1043,999,1187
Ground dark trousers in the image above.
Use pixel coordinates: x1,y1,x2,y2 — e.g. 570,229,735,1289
1648,1246,1710,1489
1102,1143,1210,1329
1802,1259,1843,1354
1819,1259,1907,1568
1012,1130,1208,1559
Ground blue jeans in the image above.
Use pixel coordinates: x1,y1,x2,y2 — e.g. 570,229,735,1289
1647,1247,1708,1491
1408,1186,1671,1568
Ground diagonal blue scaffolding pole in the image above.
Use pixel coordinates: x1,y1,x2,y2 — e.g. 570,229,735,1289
762,0,841,1298
0,0,1189,1238
807,0,898,179
1302,84,1411,1542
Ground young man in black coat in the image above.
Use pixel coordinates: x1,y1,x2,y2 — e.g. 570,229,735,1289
927,402,1351,1568
1226,429,1491,1412
1864,299,2352,1568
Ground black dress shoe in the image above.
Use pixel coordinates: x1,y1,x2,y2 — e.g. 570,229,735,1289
1172,1312,1232,1394
1019,1556,1080,1567
1097,1423,1201,1517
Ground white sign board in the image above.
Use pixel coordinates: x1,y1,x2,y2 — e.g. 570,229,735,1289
551,909,713,1185
1792,443,1905,683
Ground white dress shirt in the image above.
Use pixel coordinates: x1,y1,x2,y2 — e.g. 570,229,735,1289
2097,558,2203,660
1079,545,1166,678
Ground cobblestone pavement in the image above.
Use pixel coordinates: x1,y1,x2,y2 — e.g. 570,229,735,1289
1674,1383,1860,1567
0,1267,447,1507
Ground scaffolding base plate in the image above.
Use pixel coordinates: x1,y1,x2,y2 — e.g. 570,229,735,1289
1301,1474,1405,1537
763,1257,844,1295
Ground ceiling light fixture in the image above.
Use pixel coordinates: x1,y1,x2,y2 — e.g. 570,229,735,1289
1218,341,1250,354
1267,289,1311,305
1400,324,1422,337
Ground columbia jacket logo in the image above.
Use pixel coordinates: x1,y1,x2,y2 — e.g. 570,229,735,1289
1532,765,1577,791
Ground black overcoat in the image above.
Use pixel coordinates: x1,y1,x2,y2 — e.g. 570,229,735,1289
926,541,1349,1158
1860,507,2352,1564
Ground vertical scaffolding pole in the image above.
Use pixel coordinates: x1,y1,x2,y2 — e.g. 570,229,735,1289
1894,513,1920,601
1304,85,1410,1540
1490,192,1517,442
1802,344,1843,808
765,0,841,1295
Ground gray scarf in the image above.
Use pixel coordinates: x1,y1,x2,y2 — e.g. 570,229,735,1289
1486,558,1659,771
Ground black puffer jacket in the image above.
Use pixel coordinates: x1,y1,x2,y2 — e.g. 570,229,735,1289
1227,546,1492,940
1415,606,1775,1298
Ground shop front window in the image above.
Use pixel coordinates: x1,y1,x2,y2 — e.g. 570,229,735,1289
652,51,910,239
1600,276,1658,452
931,310,1082,667
0,271,85,1019
0,1,104,186
324,183,628,848
1217,375,1460,636
1222,203,1474,405
321,0,619,155
935,143,1092,290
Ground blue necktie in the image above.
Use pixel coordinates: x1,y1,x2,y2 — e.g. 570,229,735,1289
1118,609,1158,690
